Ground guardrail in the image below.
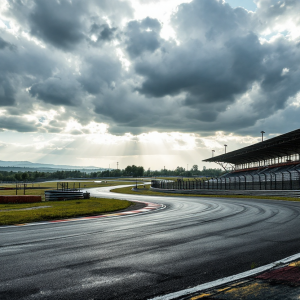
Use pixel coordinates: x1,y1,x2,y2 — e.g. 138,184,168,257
151,174,300,190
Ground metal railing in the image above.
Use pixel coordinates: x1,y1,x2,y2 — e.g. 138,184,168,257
151,170,300,190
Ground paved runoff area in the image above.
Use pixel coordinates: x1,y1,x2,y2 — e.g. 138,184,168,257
185,261,300,300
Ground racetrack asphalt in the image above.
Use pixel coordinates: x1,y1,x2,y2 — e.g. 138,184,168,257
1,185,300,299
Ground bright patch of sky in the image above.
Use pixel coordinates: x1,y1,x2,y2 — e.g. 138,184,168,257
225,0,257,11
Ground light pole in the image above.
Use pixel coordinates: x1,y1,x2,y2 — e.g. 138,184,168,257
224,144,227,154
212,150,215,157
261,131,265,142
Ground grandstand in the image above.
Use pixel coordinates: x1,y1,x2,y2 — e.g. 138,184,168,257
202,128,300,190
151,129,300,191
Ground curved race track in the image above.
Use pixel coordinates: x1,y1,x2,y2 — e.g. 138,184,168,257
1,185,300,300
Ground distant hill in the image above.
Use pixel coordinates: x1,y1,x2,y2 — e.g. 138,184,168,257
0,160,105,171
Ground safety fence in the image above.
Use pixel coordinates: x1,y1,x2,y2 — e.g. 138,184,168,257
151,172,300,190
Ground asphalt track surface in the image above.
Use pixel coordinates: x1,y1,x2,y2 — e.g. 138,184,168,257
1,186,300,300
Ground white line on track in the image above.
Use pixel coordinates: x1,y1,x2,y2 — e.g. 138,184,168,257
150,252,300,300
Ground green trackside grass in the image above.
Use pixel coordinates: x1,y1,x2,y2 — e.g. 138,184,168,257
0,180,135,200
0,197,132,225
111,185,300,202
21,180,136,189
149,177,207,181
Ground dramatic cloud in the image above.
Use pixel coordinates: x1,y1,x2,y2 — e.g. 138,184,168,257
0,0,300,167
30,77,84,106
125,17,162,58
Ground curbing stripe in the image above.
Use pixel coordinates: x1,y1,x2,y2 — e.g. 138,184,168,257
149,252,300,300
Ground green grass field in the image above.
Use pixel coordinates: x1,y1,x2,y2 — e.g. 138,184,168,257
0,180,135,200
111,184,300,202
0,180,134,225
0,197,132,225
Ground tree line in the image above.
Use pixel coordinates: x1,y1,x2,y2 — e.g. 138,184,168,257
0,164,223,182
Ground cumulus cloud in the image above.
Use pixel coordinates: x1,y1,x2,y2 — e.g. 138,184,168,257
30,77,84,106
125,17,162,58
0,115,37,132
0,0,299,138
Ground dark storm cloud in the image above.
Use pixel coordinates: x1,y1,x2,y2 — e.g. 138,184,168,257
5,0,86,50
118,0,300,133
30,77,83,106
0,76,15,106
0,116,37,132
0,32,56,109
2,0,300,136
0,37,16,51
6,0,133,50
172,0,252,41
89,23,117,43
79,54,122,95
135,32,263,102
125,17,162,58
28,0,86,50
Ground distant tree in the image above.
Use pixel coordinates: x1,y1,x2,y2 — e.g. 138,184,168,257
15,173,22,181
124,165,144,177
21,172,28,181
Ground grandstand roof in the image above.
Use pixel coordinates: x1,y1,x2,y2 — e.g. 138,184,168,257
203,128,300,164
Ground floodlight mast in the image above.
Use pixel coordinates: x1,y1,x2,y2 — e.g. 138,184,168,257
261,131,265,142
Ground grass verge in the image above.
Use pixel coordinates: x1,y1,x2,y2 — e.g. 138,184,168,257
0,180,134,201
111,185,300,202
0,197,132,226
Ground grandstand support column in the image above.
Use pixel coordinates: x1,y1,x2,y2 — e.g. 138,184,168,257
272,173,277,190
295,169,300,190
263,173,267,190
259,174,262,190
287,170,292,190
242,175,246,190
249,174,254,190
238,176,241,190
270,172,273,190
216,178,219,189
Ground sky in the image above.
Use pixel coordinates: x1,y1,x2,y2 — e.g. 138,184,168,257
0,0,300,170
